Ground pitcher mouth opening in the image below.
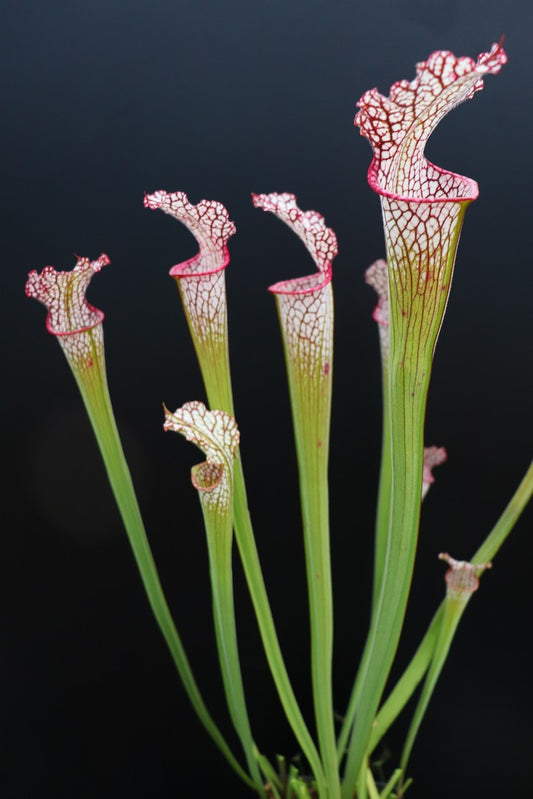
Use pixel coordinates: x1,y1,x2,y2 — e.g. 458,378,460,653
367,157,479,205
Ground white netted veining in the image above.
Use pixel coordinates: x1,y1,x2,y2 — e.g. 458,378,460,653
25,254,110,371
439,553,492,599
365,259,389,327
144,191,235,270
421,445,447,499
163,400,239,510
145,190,235,345
365,258,390,361
355,44,506,360
252,193,336,378
191,461,224,493
25,254,109,335
276,281,334,378
355,42,507,199
252,192,337,280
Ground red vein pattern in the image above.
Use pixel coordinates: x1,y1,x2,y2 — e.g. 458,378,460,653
439,552,492,599
163,400,239,510
341,48,506,789
355,42,507,360
356,42,507,200
144,191,235,346
25,254,110,370
422,445,447,499
365,258,389,359
252,192,337,378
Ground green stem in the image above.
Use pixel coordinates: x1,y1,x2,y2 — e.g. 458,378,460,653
336,347,390,765
398,597,462,780
340,194,468,794
365,766,379,799
200,485,265,795
199,342,327,796
255,749,283,797
472,460,533,564
296,423,339,798
378,769,403,799
341,351,431,798
274,284,339,798
69,338,253,790
232,460,327,795
367,606,442,755
397,459,533,780
356,760,368,799
370,459,533,764
338,595,441,766
372,354,392,612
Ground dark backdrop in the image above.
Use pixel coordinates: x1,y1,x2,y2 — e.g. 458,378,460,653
2,1,532,797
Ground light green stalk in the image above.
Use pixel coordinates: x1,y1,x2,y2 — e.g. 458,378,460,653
273,279,339,799
375,768,403,799
251,191,339,797
346,43,507,795
396,460,533,783
145,189,325,791
232,459,328,796
360,460,532,777
164,401,265,791
337,261,391,765
338,268,446,768
397,580,469,786
341,201,470,799
26,257,253,788
75,357,253,788
190,458,265,795
365,259,392,613
367,606,442,754
182,295,326,794
64,335,252,788
472,461,533,565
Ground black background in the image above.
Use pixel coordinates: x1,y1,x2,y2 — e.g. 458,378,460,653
2,1,532,797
